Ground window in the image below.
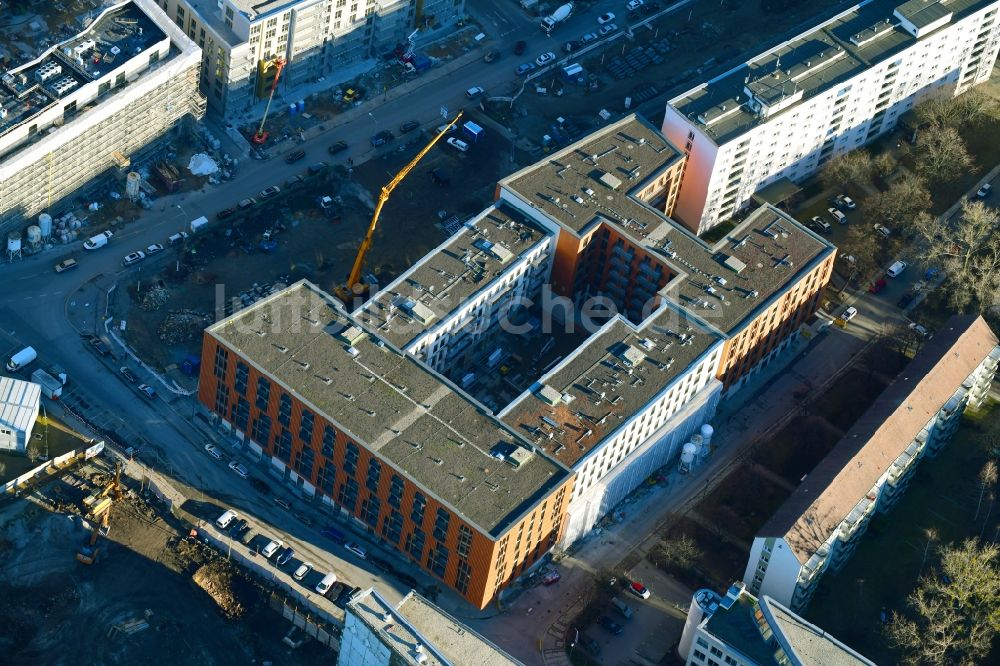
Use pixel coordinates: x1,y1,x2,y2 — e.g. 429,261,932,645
276,429,292,462
696,638,709,649
693,650,706,662
366,458,382,493
255,377,271,410
337,478,359,512
149,51,159,65
411,492,426,525
233,397,250,430
321,426,336,458
428,543,449,577
457,525,473,558
344,442,359,476
710,647,723,657
406,528,426,560
214,384,230,414
455,560,472,595
299,409,314,443
318,462,336,494
433,508,450,542
214,346,229,380
278,394,292,426
388,475,405,509
382,510,404,544
251,414,272,444
724,657,737,666
295,445,314,477
235,362,249,395
361,495,381,527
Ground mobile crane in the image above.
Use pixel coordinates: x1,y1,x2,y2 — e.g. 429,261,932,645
335,111,464,306
251,58,286,145
77,462,125,565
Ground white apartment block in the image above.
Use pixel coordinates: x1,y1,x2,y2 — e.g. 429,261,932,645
157,0,464,118
678,583,875,666
0,0,204,235
745,315,999,611
663,0,1000,234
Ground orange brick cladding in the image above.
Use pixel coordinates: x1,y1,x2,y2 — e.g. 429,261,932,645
198,334,574,609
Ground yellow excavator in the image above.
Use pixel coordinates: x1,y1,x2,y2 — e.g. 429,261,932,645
77,462,124,565
335,111,464,307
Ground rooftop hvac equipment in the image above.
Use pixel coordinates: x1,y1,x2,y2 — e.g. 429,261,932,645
49,75,78,96
73,38,96,57
35,61,63,83
599,171,622,190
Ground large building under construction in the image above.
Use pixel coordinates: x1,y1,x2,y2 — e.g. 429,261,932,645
0,0,204,237
198,114,835,607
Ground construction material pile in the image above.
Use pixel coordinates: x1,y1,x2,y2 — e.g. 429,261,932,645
139,285,170,312
158,310,212,343
192,560,245,619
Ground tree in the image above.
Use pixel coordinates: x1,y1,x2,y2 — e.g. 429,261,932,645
25,438,41,463
648,534,702,571
865,175,932,230
820,150,874,190
886,539,1000,665
873,153,897,181
841,224,879,282
914,123,974,184
906,203,1000,311
915,89,1000,130
975,460,998,522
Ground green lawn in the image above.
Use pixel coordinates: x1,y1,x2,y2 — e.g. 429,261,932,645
805,401,1000,664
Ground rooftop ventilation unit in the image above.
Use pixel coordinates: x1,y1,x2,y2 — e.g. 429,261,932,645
49,75,78,96
507,446,534,468
614,344,645,368
35,61,63,83
537,384,562,406
332,323,364,346
599,171,623,190
722,255,747,274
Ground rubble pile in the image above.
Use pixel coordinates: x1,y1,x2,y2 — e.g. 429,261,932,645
192,560,245,619
157,310,212,343
139,285,170,312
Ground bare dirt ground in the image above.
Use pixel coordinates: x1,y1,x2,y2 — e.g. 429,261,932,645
123,116,520,373
0,462,328,666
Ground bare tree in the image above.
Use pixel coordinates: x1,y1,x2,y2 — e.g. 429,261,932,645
920,527,939,575
25,438,41,463
907,203,1000,311
873,152,897,181
915,95,966,130
914,124,975,184
820,150,874,191
914,89,999,130
842,224,879,281
975,460,998,522
865,175,932,230
886,539,1000,665
648,534,703,571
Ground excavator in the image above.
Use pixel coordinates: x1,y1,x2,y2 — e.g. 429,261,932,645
335,111,464,307
77,462,125,565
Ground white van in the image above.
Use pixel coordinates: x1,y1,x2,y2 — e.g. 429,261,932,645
215,509,238,529
261,539,283,558
886,260,908,278
316,572,338,595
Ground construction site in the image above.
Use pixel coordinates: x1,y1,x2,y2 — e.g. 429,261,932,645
0,453,332,665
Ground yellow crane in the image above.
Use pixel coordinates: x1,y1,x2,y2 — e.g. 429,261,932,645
336,111,464,306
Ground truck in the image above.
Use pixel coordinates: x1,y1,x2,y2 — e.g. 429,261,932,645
6,346,37,372
83,230,112,250
540,2,573,34
31,368,63,399
190,216,208,233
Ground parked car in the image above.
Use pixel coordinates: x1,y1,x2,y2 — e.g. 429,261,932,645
516,62,536,76
976,183,992,198
308,162,328,174
88,336,110,356
873,224,891,238
833,194,857,210
627,0,645,11
238,197,257,209
204,443,223,460
261,539,283,559
399,120,420,133
276,546,295,566
514,40,527,55
229,460,249,479
447,137,470,152
167,231,189,245
295,512,314,527
808,216,832,233
250,477,271,494
535,51,556,66
598,616,624,635
542,570,561,586
327,140,348,155
285,149,306,164
597,12,616,24
562,40,581,53
436,123,458,135
316,572,338,595
54,258,79,273
119,366,138,384
868,278,887,294
827,207,848,224
344,542,367,559
259,185,281,198
581,634,601,656
294,562,313,581
909,322,929,337
841,306,858,322
216,208,235,220
229,518,248,537
599,23,618,35
322,526,346,544
581,32,599,44
897,292,916,309
465,86,485,99
629,581,651,599
886,260,908,278
138,383,157,399
274,497,292,510
122,251,145,267
370,556,395,574
483,49,500,63
145,243,165,256
285,174,305,187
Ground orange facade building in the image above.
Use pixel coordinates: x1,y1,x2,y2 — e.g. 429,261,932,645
198,282,573,609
